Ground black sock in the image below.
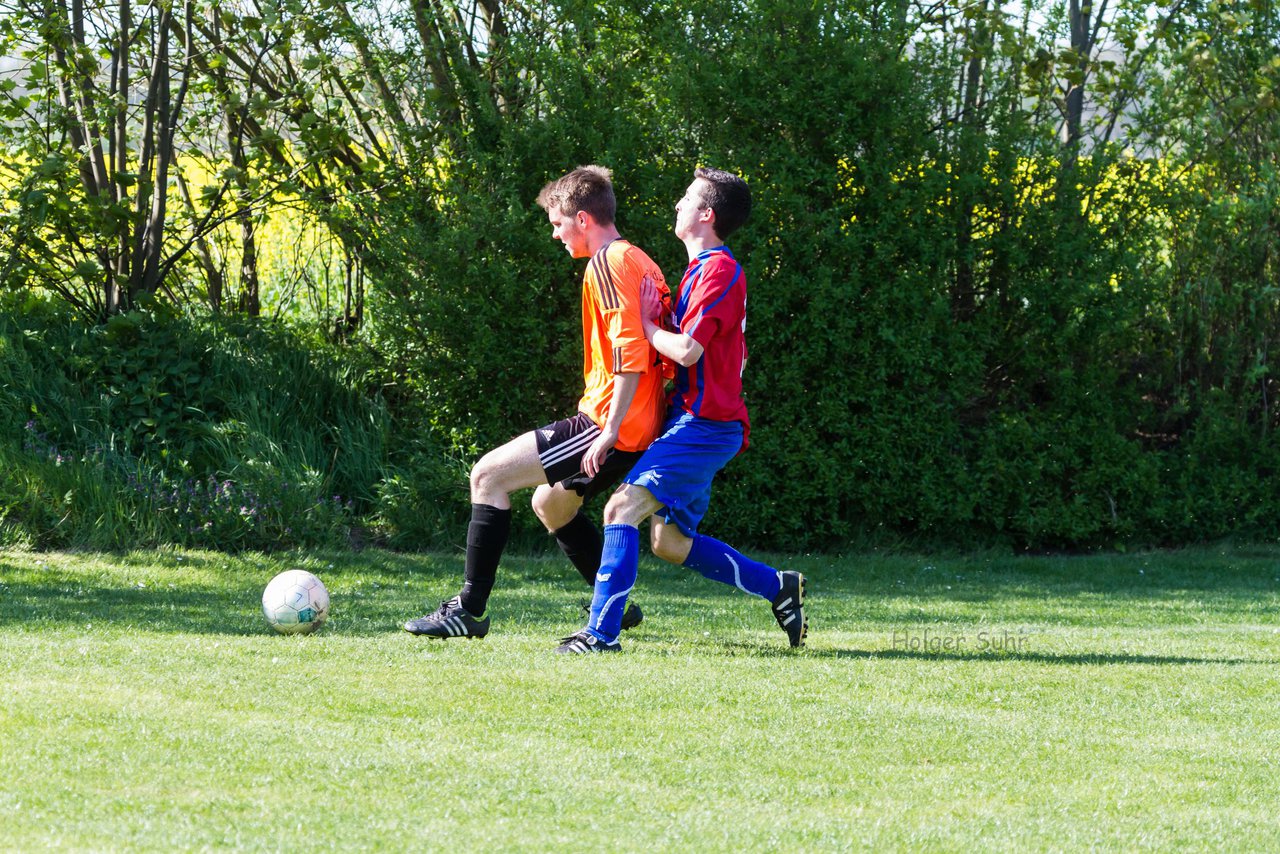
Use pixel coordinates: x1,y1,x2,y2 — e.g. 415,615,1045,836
459,504,511,616
553,511,604,586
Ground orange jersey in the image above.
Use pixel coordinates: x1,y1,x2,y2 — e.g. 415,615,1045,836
578,239,670,452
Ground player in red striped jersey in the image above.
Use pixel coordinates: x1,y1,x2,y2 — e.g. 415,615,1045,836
559,168,807,654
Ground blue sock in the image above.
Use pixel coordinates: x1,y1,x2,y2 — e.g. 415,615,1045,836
587,524,639,642
683,535,782,600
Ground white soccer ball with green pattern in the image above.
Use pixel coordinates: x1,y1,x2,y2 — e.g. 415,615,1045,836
262,569,330,634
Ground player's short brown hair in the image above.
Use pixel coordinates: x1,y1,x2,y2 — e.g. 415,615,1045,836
537,165,617,225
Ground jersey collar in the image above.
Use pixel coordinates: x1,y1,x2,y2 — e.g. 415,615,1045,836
694,245,733,261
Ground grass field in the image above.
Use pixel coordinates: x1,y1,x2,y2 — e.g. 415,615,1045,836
2,546,1278,850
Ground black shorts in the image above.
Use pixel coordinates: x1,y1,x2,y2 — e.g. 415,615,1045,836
534,412,645,501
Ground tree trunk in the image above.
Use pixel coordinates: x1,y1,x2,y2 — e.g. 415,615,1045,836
238,210,260,316
1064,0,1107,165
952,0,992,324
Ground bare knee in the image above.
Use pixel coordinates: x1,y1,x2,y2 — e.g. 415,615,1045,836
469,456,495,500
651,523,693,564
530,485,555,530
603,491,640,527
532,484,580,532
469,452,513,505
602,493,622,526
603,483,664,527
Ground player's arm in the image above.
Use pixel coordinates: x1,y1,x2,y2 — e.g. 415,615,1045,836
640,276,704,367
643,318,704,367
582,252,655,477
581,371,641,478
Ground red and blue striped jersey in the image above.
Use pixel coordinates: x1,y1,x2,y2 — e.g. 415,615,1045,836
672,246,751,449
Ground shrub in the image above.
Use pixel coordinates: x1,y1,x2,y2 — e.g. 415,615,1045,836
0,303,389,550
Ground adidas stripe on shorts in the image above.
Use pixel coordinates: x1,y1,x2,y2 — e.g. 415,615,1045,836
534,412,645,501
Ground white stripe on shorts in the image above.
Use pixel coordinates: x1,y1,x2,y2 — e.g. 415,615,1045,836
540,425,601,469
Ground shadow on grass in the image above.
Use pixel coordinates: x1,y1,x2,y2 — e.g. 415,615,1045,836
812,647,1275,666
0,580,290,636
0,553,593,637
673,637,1276,665
787,553,1280,600
3,547,1278,640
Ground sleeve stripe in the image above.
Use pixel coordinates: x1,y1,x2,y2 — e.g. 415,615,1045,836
589,255,605,308
613,347,623,373
682,262,742,340
592,248,621,310
602,254,620,309
694,263,742,317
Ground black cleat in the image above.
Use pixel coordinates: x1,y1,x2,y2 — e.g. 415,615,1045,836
621,600,644,631
554,629,622,654
771,571,807,648
581,600,645,631
403,596,490,639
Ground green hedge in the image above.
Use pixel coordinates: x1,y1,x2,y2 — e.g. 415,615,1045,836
7,0,1279,552
358,0,1280,551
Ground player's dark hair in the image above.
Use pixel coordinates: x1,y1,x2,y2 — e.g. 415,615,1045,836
537,165,616,225
694,167,751,240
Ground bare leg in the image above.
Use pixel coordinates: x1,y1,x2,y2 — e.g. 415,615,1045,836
469,431,547,509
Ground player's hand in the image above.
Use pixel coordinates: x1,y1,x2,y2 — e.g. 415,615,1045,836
581,428,619,479
640,275,666,325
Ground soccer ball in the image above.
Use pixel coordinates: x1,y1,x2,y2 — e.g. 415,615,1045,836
261,569,330,635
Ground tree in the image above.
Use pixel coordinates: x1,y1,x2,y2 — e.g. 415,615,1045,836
0,0,386,318
2,0,218,316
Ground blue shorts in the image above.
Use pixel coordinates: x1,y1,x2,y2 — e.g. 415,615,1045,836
623,411,744,537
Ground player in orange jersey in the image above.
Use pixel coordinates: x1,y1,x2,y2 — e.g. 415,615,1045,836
558,168,807,655
404,165,671,640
